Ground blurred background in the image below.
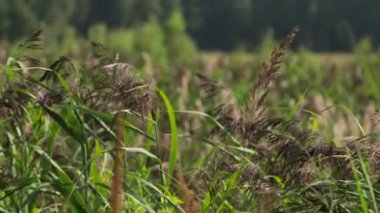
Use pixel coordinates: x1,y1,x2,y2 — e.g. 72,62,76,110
1,0,380,52
1,0,380,121
0,1,380,211
1,0,380,125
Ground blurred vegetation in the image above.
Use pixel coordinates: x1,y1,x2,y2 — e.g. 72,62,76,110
1,0,380,51
0,24,379,212
0,1,380,212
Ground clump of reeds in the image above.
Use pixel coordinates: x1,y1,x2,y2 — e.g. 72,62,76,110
197,27,300,151
196,27,380,211
2,27,379,212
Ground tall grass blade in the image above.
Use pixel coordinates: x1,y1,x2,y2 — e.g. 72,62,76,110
349,150,369,213
31,145,88,212
156,88,179,187
41,105,85,143
358,151,379,212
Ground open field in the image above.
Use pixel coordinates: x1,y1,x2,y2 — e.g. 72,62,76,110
0,29,379,212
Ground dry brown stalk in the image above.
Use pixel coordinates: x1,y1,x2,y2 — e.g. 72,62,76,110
109,112,125,213
176,170,200,213
256,182,276,213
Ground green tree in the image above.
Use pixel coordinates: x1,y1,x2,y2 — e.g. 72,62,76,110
0,1,9,38
165,10,196,66
182,0,252,49
7,0,38,40
134,18,168,69
30,0,75,36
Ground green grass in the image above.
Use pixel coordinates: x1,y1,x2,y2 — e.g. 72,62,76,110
0,30,379,212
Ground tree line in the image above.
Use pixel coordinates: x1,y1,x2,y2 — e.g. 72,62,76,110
1,0,379,51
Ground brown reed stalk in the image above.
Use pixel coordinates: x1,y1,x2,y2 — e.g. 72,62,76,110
176,170,200,213
109,112,125,213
